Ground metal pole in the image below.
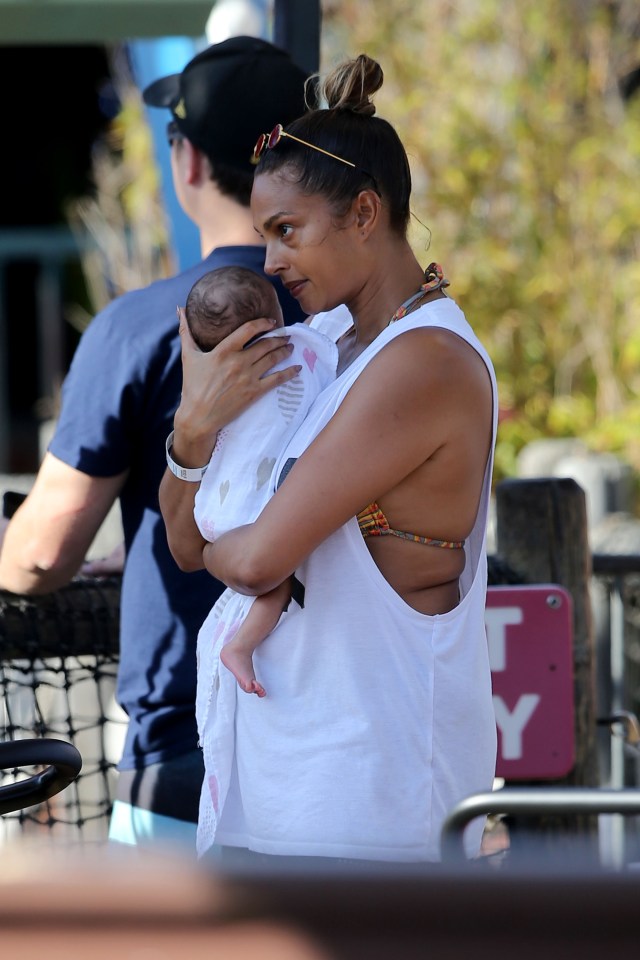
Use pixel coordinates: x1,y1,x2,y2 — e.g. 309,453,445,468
273,0,321,74
0,264,9,472
603,576,627,867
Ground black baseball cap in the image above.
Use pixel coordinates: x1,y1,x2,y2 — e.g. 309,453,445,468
142,35,310,173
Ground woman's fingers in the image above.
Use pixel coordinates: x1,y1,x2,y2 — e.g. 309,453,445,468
257,360,303,393
213,317,300,382
252,338,296,375
174,313,301,443
220,315,279,351
177,306,193,345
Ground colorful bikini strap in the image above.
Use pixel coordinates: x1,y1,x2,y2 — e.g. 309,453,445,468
391,262,450,323
423,262,449,293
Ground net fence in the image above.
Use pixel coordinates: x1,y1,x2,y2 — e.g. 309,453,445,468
0,576,124,846
0,558,528,847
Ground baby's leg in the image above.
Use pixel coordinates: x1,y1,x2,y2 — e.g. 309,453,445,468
220,579,292,697
220,608,268,697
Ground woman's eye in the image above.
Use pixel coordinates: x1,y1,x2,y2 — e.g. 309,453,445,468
279,223,293,238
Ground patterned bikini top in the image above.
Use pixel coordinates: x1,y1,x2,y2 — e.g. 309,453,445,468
357,502,465,550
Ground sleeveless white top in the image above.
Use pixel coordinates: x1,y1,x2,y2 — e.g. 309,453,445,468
203,297,498,862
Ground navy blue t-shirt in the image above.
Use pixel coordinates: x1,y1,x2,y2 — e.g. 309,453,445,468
49,246,305,770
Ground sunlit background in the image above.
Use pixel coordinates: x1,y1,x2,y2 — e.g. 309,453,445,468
2,0,639,494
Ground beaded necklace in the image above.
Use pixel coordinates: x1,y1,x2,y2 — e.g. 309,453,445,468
388,262,450,325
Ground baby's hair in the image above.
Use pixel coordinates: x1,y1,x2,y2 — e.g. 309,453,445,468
255,53,412,237
186,266,280,352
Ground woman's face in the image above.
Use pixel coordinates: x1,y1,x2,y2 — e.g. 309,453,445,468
251,170,360,316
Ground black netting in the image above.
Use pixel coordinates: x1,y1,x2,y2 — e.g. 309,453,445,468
0,576,123,843
0,558,522,842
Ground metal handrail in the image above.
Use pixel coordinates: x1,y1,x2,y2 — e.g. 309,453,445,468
441,787,640,865
0,738,82,816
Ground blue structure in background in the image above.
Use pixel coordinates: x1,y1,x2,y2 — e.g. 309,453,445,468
128,37,205,270
125,2,310,272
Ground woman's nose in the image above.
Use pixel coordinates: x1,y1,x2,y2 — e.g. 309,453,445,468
264,244,285,277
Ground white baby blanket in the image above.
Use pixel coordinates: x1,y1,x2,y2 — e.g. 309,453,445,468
193,321,338,856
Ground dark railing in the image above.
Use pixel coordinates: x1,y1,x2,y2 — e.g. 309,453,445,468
0,575,121,841
0,737,82,816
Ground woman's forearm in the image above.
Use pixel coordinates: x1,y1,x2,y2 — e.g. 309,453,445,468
159,468,208,573
202,528,259,594
202,525,292,596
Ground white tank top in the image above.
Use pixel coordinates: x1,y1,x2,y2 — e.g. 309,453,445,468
212,297,498,862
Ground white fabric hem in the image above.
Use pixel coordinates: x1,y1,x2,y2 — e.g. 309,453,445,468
210,830,439,863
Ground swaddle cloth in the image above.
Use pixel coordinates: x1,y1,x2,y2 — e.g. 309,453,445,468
194,322,338,541
195,588,244,857
193,321,338,857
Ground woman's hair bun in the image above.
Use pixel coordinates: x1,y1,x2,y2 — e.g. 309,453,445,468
320,53,383,117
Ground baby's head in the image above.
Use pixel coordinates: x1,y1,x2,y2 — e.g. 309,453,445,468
185,266,284,352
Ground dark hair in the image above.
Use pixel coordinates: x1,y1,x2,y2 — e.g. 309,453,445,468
254,54,412,236
185,266,280,352
168,144,253,205
143,36,310,197
207,159,254,206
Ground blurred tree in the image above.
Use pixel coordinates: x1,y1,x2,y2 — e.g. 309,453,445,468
321,0,640,486
66,46,173,333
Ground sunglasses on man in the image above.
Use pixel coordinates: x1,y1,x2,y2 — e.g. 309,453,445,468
166,120,184,148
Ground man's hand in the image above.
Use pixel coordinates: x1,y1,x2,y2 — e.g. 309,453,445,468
0,454,126,595
0,516,10,556
80,542,126,577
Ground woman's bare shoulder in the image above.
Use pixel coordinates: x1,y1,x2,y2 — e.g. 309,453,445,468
341,326,492,443
368,324,487,384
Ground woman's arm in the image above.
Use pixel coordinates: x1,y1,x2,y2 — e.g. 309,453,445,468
201,327,493,594
160,308,301,571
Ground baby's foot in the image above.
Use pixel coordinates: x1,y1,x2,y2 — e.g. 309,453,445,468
221,646,266,697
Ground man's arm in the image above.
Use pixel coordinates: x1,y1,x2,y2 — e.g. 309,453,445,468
0,452,127,595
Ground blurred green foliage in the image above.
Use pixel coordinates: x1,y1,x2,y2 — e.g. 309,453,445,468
322,0,640,490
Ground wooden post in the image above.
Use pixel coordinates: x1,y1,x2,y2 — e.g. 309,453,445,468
495,477,600,846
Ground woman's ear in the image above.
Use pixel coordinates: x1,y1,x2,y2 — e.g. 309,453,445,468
353,188,381,239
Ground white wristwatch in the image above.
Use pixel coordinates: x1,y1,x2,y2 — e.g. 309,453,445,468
165,431,209,482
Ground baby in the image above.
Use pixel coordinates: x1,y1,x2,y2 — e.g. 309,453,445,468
184,266,337,697
186,263,282,353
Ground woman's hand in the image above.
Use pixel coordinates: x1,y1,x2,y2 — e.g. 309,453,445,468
160,308,301,574
171,308,300,468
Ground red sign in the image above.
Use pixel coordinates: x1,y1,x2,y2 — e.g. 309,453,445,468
486,585,575,780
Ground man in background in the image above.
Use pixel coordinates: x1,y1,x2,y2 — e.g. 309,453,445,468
0,36,308,849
